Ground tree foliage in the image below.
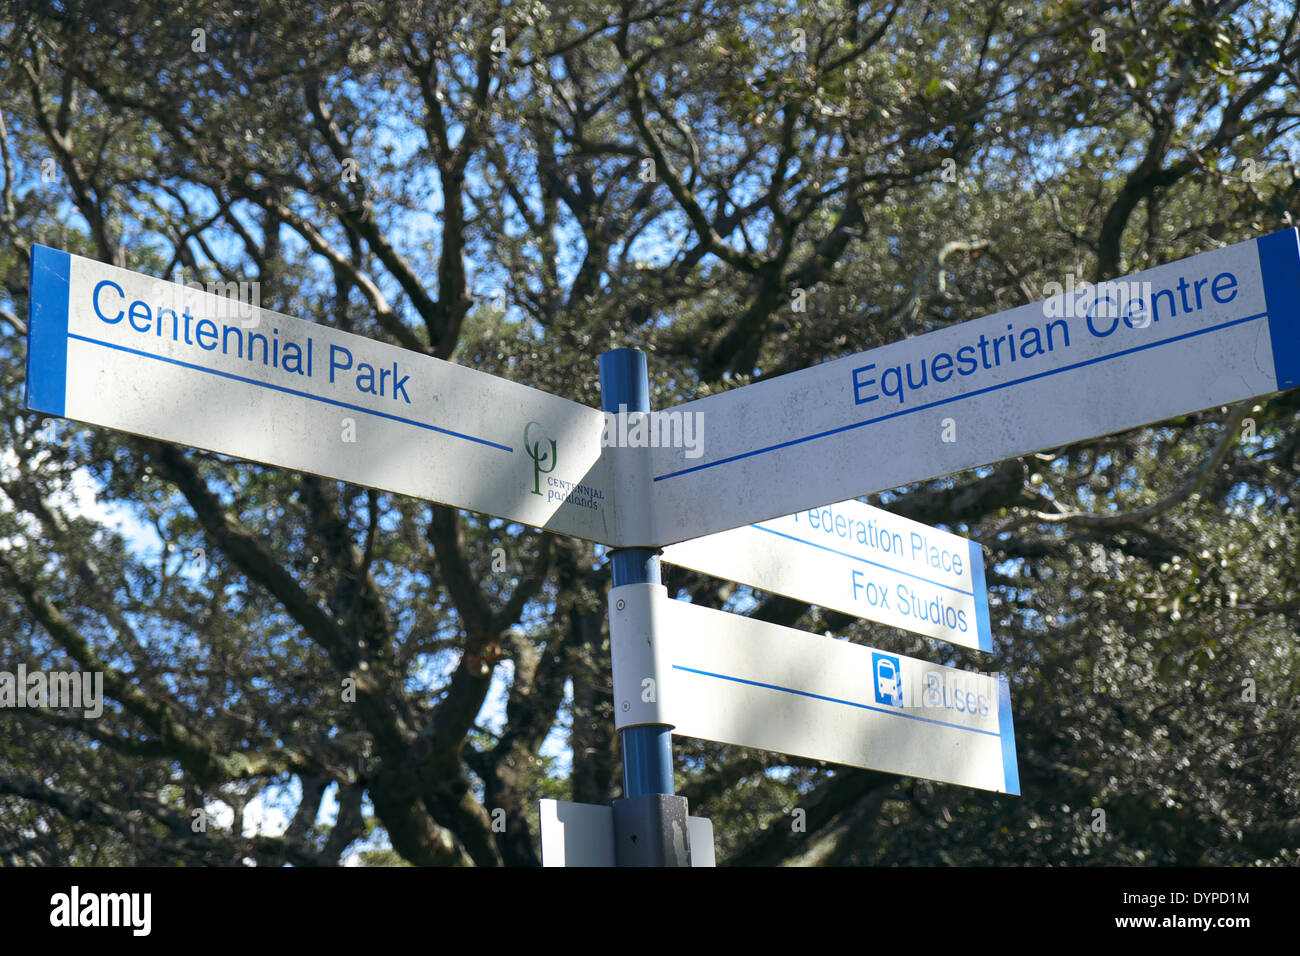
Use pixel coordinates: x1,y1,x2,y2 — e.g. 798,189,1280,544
1,0,1298,866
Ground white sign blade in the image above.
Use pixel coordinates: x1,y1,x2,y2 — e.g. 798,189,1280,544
687,816,716,867
646,230,1300,544
25,246,621,543
539,799,616,867
661,498,992,651
610,584,1019,794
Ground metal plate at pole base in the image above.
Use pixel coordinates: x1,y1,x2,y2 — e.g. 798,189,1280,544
612,793,692,867
539,798,715,867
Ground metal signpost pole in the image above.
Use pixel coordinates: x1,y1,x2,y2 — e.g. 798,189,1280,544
598,348,689,865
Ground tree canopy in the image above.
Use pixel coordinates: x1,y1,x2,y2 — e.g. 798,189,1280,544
1,0,1298,866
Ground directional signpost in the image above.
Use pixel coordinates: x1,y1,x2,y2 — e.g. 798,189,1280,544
661,498,992,651
23,228,1300,865
610,583,1018,794
25,245,621,544
598,227,1297,861
642,230,1300,545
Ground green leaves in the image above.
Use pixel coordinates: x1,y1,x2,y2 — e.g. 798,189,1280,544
2,0,1299,867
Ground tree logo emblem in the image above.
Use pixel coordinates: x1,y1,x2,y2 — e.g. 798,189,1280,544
524,421,557,496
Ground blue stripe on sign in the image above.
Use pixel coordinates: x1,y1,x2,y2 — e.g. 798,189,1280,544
25,245,72,417
1257,228,1300,391
997,676,1020,795
751,524,974,596
670,663,1002,739
655,309,1270,483
968,539,993,652
67,332,514,454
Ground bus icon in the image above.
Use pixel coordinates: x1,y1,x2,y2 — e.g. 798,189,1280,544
873,652,903,707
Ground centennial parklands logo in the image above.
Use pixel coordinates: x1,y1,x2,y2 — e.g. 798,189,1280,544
524,410,704,502
524,420,557,496
523,421,604,511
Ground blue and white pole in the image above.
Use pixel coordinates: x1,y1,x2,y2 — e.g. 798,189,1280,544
599,348,674,800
